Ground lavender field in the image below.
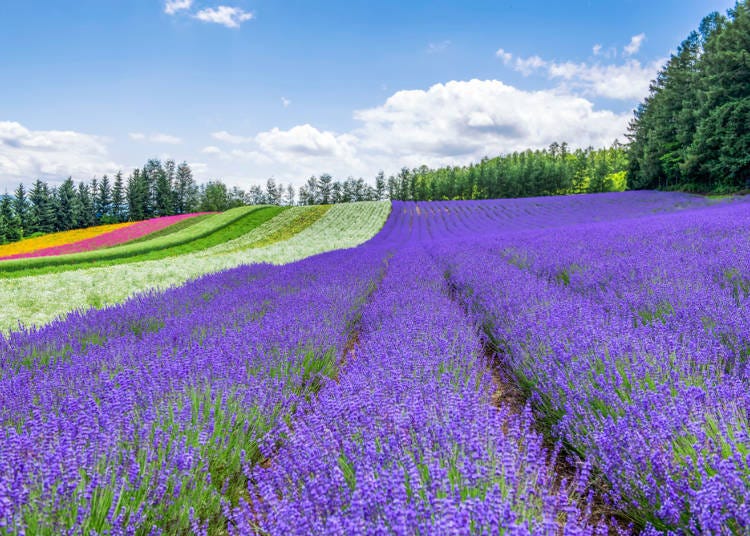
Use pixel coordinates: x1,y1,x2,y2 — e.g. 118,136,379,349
2,191,750,535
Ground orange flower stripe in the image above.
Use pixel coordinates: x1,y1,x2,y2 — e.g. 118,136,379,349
0,222,137,258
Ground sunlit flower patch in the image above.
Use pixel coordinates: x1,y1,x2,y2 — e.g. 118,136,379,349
0,221,136,259
0,213,212,260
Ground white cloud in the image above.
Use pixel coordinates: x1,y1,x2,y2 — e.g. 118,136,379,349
495,48,513,64
502,45,661,100
211,130,253,144
0,121,119,188
351,80,627,165
545,58,662,100
513,55,547,75
164,0,192,15
194,6,254,28
201,145,223,155
427,40,452,53
255,124,358,161
128,132,146,141
624,33,646,56
592,44,602,56
201,79,630,186
281,97,291,108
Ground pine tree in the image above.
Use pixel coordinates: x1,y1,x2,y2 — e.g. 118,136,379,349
13,183,29,237
174,162,198,214
75,182,95,228
0,194,21,242
127,169,147,221
112,171,126,222
55,177,77,231
97,175,113,222
686,3,750,189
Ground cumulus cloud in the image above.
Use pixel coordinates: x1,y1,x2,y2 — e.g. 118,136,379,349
499,42,661,100
544,58,662,100
194,6,253,28
0,121,119,188
164,0,192,15
281,97,291,108
255,124,358,161
624,33,646,56
128,132,146,141
351,80,627,164
201,79,630,185
513,55,547,76
495,48,513,64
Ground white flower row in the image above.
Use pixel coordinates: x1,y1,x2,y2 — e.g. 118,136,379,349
0,201,391,333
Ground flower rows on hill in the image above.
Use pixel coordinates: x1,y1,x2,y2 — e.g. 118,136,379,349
0,221,136,259
0,213,212,261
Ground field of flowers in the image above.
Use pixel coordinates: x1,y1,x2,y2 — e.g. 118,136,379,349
0,206,282,276
0,201,391,331
0,221,136,259
0,213,212,261
3,191,750,534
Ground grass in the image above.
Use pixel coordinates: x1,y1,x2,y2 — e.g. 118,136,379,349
0,206,284,278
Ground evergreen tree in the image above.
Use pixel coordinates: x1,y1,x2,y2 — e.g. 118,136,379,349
13,183,29,236
629,2,749,192
75,182,95,228
174,162,198,214
155,166,175,216
112,171,126,222
127,169,147,221
0,194,21,243
686,2,750,189
97,175,113,222
55,177,77,231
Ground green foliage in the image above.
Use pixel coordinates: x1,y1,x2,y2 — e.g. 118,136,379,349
629,2,750,192
370,142,628,202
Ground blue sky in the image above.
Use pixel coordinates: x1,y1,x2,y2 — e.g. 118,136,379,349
0,0,738,190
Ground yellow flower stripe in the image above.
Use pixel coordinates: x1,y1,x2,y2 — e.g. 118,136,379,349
0,221,137,258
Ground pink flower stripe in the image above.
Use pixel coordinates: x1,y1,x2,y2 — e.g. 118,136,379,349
2,213,215,261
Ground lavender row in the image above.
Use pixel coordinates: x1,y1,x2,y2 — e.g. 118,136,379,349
431,200,750,532
229,248,607,535
0,249,387,534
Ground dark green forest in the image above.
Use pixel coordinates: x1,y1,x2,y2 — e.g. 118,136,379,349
627,1,750,192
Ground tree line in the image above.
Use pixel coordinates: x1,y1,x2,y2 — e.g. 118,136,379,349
0,142,629,244
627,1,750,192
0,159,251,245
296,142,627,204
